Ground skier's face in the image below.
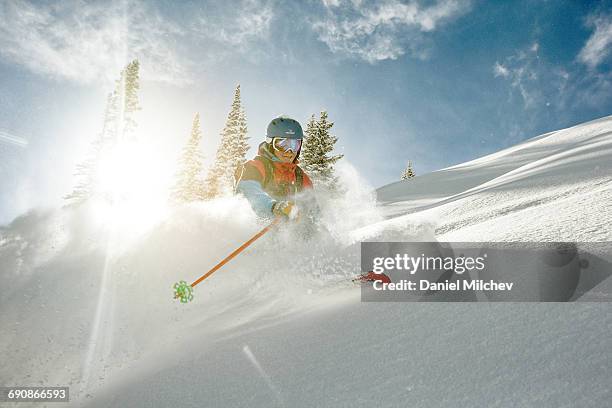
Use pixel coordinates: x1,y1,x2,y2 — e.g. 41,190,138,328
271,137,301,162
274,148,296,162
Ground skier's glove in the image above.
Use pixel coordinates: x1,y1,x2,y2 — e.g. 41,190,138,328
272,200,299,220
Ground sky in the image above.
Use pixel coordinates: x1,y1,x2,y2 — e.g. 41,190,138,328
0,0,611,225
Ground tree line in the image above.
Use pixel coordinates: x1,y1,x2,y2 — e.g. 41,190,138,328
65,60,345,206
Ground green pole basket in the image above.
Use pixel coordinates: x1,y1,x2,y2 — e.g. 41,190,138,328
173,280,194,303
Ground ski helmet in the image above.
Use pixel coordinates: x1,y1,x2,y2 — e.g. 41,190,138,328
266,116,303,140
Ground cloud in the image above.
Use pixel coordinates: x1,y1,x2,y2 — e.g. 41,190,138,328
494,39,612,112
0,0,190,84
312,0,472,63
223,1,274,47
493,62,510,78
493,43,546,109
193,0,274,50
0,0,277,84
569,69,612,108
578,13,612,69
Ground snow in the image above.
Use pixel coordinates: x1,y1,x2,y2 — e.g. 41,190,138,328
1,116,611,407
377,115,612,242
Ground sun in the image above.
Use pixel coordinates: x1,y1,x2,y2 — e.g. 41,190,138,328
91,139,171,235
96,140,140,198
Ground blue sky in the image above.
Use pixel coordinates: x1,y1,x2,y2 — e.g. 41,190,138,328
0,0,611,224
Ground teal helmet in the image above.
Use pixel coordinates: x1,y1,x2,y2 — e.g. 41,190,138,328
266,116,303,140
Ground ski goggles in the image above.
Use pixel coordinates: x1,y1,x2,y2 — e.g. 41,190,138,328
270,137,302,153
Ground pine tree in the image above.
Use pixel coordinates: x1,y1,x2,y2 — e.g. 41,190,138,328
204,84,250,198
64,60,141,204
301,111,343,191
64,92,117,203
401,160,416,180
235,107,249,171
116,59,141,141
170,113,206,203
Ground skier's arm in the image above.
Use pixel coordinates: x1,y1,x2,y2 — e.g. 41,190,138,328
302,172,313,189
236,180,276,218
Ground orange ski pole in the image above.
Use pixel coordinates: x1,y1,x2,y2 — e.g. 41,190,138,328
173,216,282,302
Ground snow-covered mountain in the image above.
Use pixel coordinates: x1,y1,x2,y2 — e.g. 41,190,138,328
1,116,611,407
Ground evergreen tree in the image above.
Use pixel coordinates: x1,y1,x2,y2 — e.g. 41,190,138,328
63,149,98,203
301,111,343,191
64,92,117,203
64,60,141,204
116,59,141,140
401,160,416,180
204,84,249,198
235,107,249,170
170,113,206,203
303,114,317,148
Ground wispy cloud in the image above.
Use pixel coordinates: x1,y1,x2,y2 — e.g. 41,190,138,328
312,0,471,63
0,0,278,83
569,70,612,108
0,0,190,84
190,0,275,62
212,0,274,48
578,13,612,69
495,39,611,112
493,62,510,78
493,43,547,109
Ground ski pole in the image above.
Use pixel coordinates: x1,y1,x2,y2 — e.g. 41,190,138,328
173,216,282,303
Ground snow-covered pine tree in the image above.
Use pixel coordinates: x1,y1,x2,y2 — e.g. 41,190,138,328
117,59,141,140
64,60,141,204
204,84,249,198
301,111,343,191
63,151,98,204
401,160,415,180
64,92,118,203
234,106,249,172
170,113,206,203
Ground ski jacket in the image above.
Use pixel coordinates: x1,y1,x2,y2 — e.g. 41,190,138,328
235,142,313,218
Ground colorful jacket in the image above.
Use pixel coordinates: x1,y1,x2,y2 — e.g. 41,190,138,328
235,142,313,218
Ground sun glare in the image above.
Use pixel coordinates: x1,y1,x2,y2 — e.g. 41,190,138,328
91,139,171,236
96,141,139,197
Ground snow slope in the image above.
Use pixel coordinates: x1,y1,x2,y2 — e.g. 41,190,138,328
377,115,612,242
1,116,611,407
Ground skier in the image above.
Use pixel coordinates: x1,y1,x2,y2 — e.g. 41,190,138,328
235,116,314,221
